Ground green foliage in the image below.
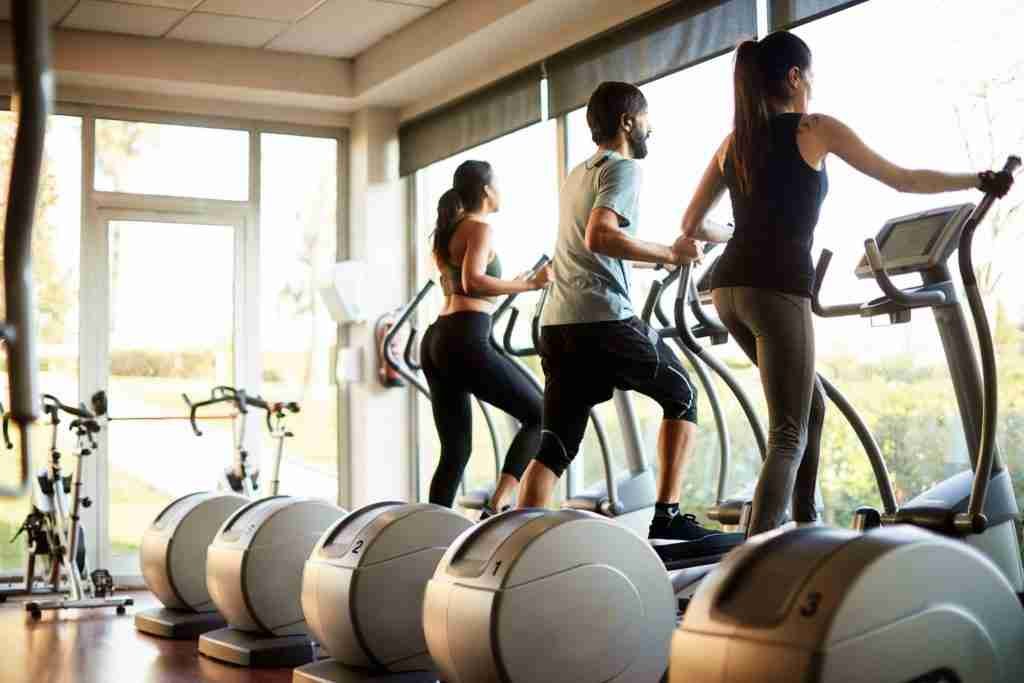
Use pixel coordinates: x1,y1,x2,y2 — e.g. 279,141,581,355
109,349,216,379
0,119,72,342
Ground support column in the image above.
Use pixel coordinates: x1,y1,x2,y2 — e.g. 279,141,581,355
345,108,412,507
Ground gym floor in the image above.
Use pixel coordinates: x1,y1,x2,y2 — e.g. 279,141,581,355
0,591,293,683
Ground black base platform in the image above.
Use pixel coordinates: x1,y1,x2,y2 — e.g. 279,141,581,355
135,607,227,639
199,626,315,668
292,660,440,683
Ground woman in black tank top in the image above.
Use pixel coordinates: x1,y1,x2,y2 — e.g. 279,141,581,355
421,160,552,517
673,31,1009,535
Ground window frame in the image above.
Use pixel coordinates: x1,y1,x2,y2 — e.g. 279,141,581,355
0,97,349,584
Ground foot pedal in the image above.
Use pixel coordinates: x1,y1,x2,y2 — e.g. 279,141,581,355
91,569,114,597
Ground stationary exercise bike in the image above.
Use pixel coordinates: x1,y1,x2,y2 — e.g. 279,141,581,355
183,385,298,498
136,385,300,639
1,394,132,619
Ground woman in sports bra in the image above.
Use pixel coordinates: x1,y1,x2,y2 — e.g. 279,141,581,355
421,159,554,517
675,31,1013,535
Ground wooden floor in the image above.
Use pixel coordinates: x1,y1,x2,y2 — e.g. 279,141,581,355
0,590,296,683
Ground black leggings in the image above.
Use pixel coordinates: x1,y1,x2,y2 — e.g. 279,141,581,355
420,311,543,507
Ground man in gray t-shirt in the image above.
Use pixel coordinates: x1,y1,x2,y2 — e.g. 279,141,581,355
517,82,715,543
541,149,642,325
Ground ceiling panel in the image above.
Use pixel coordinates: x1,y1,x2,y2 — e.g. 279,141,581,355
63,1,186,37
267,0,428,58
0,0,79,24
195,0,324,22
167,12,287,48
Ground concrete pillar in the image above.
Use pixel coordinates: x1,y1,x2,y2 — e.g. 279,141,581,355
344,107,412,507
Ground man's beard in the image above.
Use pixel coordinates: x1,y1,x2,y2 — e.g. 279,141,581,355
628,126,650,159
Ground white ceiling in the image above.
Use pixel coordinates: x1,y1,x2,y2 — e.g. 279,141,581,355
0,0,449,58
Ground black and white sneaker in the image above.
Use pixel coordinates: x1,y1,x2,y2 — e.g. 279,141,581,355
648,513,719,541
479,503,510,522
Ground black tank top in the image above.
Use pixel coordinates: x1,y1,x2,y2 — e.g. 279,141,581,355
712,113,828,297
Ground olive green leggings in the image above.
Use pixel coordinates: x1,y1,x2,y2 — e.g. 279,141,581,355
713,286,826,535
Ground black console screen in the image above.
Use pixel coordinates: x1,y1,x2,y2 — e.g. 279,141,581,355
879,212,951,260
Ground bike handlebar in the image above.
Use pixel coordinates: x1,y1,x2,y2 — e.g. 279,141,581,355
183,386,298,436
42,393,95,420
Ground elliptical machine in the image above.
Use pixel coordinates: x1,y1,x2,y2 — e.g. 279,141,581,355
420,244,903,683
135,386,300,639
671,156,1024,683
1,394,132,619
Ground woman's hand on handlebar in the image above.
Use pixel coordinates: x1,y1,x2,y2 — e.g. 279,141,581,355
670,235,704,266
525,264,554,290
978,169,1015,198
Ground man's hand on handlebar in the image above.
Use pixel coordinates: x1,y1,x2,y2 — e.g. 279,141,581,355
670,235,704,266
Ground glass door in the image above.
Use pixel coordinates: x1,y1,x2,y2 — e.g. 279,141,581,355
97,214,244,577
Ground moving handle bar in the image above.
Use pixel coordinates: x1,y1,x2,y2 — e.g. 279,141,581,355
384,282,435,397
497,255,551,357
959,155,1021,535
182,386,295,437
1,2,52,497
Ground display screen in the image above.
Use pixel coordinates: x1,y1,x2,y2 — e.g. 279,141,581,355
879,212,952,259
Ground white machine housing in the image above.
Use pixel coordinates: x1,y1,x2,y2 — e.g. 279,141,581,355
423,509,676,683
206,496,345,636
301,501,472,672
672,525,1024,683
140,491,249,612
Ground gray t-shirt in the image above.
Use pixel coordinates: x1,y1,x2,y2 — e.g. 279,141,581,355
541,149,641,326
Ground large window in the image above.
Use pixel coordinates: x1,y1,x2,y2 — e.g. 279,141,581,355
107,220,237,574
0,114,82,574
414,120,561,505
260,133,339,500
95,119,249,201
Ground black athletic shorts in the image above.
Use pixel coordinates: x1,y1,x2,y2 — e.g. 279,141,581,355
536,316,698,477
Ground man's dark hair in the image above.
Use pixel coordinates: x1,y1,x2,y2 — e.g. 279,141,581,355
586,81,648,145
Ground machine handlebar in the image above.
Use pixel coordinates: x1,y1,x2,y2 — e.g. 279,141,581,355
811,249,867,318
863,239,948,308
490,255,551,325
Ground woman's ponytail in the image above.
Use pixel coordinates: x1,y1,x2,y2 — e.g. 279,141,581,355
433,188,464,263
431,160,493,263
732,39,769,195
731,31,813,195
